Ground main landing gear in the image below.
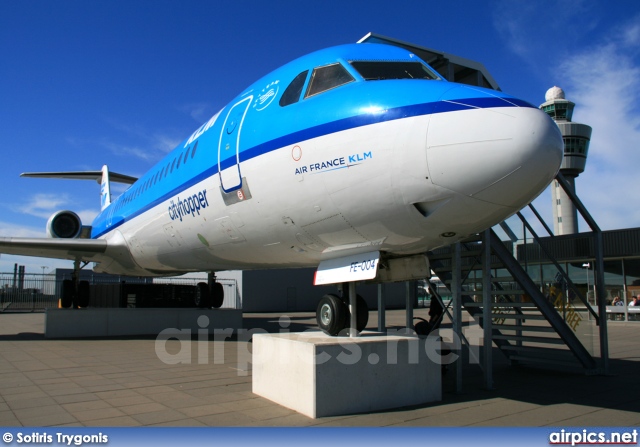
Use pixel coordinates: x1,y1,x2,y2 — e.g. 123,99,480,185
60,259,90,308
316,282,368,336
194,272,225,309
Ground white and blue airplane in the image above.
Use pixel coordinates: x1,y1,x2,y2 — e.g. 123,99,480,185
0,41,563,335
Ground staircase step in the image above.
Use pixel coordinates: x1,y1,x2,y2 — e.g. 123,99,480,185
485,314,547,321
508,354,581,368
492,334,565,345
499,345,571,355
451,290,528,296
491,324,557,333
495,314,547,321
464,302,538,308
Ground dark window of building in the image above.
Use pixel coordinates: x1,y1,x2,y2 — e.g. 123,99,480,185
543,102,574,121
280,70,309,107
305,63,354,98
564,137,590,155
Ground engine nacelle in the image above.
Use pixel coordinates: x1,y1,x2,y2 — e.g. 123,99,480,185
46,210,83,238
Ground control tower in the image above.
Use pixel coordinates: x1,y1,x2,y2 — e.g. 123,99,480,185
540,87,592,235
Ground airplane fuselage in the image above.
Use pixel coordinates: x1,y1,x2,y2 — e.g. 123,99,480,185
89,43,562,276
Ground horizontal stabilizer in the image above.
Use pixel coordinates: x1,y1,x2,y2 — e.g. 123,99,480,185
21,170,138,185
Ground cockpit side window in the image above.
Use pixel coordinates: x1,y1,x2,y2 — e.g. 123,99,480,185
305,63,355,98
349,61,439,81
279,70,309,107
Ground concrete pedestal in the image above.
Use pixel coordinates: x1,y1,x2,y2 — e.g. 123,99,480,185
252,331,441,418
45,308,242,338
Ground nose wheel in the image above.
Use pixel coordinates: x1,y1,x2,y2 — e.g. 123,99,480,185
317,294,347,336
315,291,369,336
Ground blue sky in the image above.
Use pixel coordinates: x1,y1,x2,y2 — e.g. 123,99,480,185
1,0,639,273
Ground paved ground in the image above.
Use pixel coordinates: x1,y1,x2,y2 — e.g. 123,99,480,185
0,310,638,427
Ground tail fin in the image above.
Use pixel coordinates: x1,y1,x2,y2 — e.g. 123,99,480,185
100,165,111,211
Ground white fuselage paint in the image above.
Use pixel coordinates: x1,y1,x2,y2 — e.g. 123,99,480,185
95,106,562,276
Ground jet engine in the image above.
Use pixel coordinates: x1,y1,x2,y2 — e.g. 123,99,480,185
46,210,84,238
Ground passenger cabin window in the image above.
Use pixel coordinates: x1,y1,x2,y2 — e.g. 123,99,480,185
305,63,354,98
280,70,308,107
349,61,439,81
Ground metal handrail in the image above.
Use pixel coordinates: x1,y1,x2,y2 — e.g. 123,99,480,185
515,211,599,322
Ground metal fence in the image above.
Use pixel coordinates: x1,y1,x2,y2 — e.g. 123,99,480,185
0,272,240,312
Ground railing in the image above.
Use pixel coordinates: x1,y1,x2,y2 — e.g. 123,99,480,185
0,273,58,311
492,214,598,357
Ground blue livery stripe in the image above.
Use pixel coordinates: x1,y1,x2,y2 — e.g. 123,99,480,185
92,97,533,238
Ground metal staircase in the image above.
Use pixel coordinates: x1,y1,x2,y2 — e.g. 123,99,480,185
427,228,599,374
425,173,609,379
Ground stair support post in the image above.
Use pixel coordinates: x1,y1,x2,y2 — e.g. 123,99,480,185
452,242,463,393
482,229,494,390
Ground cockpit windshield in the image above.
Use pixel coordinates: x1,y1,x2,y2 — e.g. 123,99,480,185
349,61,439,81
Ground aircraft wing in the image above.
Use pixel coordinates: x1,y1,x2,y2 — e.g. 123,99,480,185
0,237,108,261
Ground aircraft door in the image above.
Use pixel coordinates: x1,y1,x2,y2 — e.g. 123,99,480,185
218,95,252,193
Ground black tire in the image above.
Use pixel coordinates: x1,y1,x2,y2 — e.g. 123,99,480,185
413,317,430,335
76,280,90,308
341,294,369,332
195,282,211,308
211,282,224,308
61,279,74,308
316,294,348,336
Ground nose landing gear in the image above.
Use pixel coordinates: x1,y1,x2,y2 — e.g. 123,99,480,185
315,285,368,336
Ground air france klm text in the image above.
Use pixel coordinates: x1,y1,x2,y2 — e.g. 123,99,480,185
295,151,372,175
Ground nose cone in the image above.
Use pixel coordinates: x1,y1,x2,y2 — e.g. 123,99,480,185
427,87,563,208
